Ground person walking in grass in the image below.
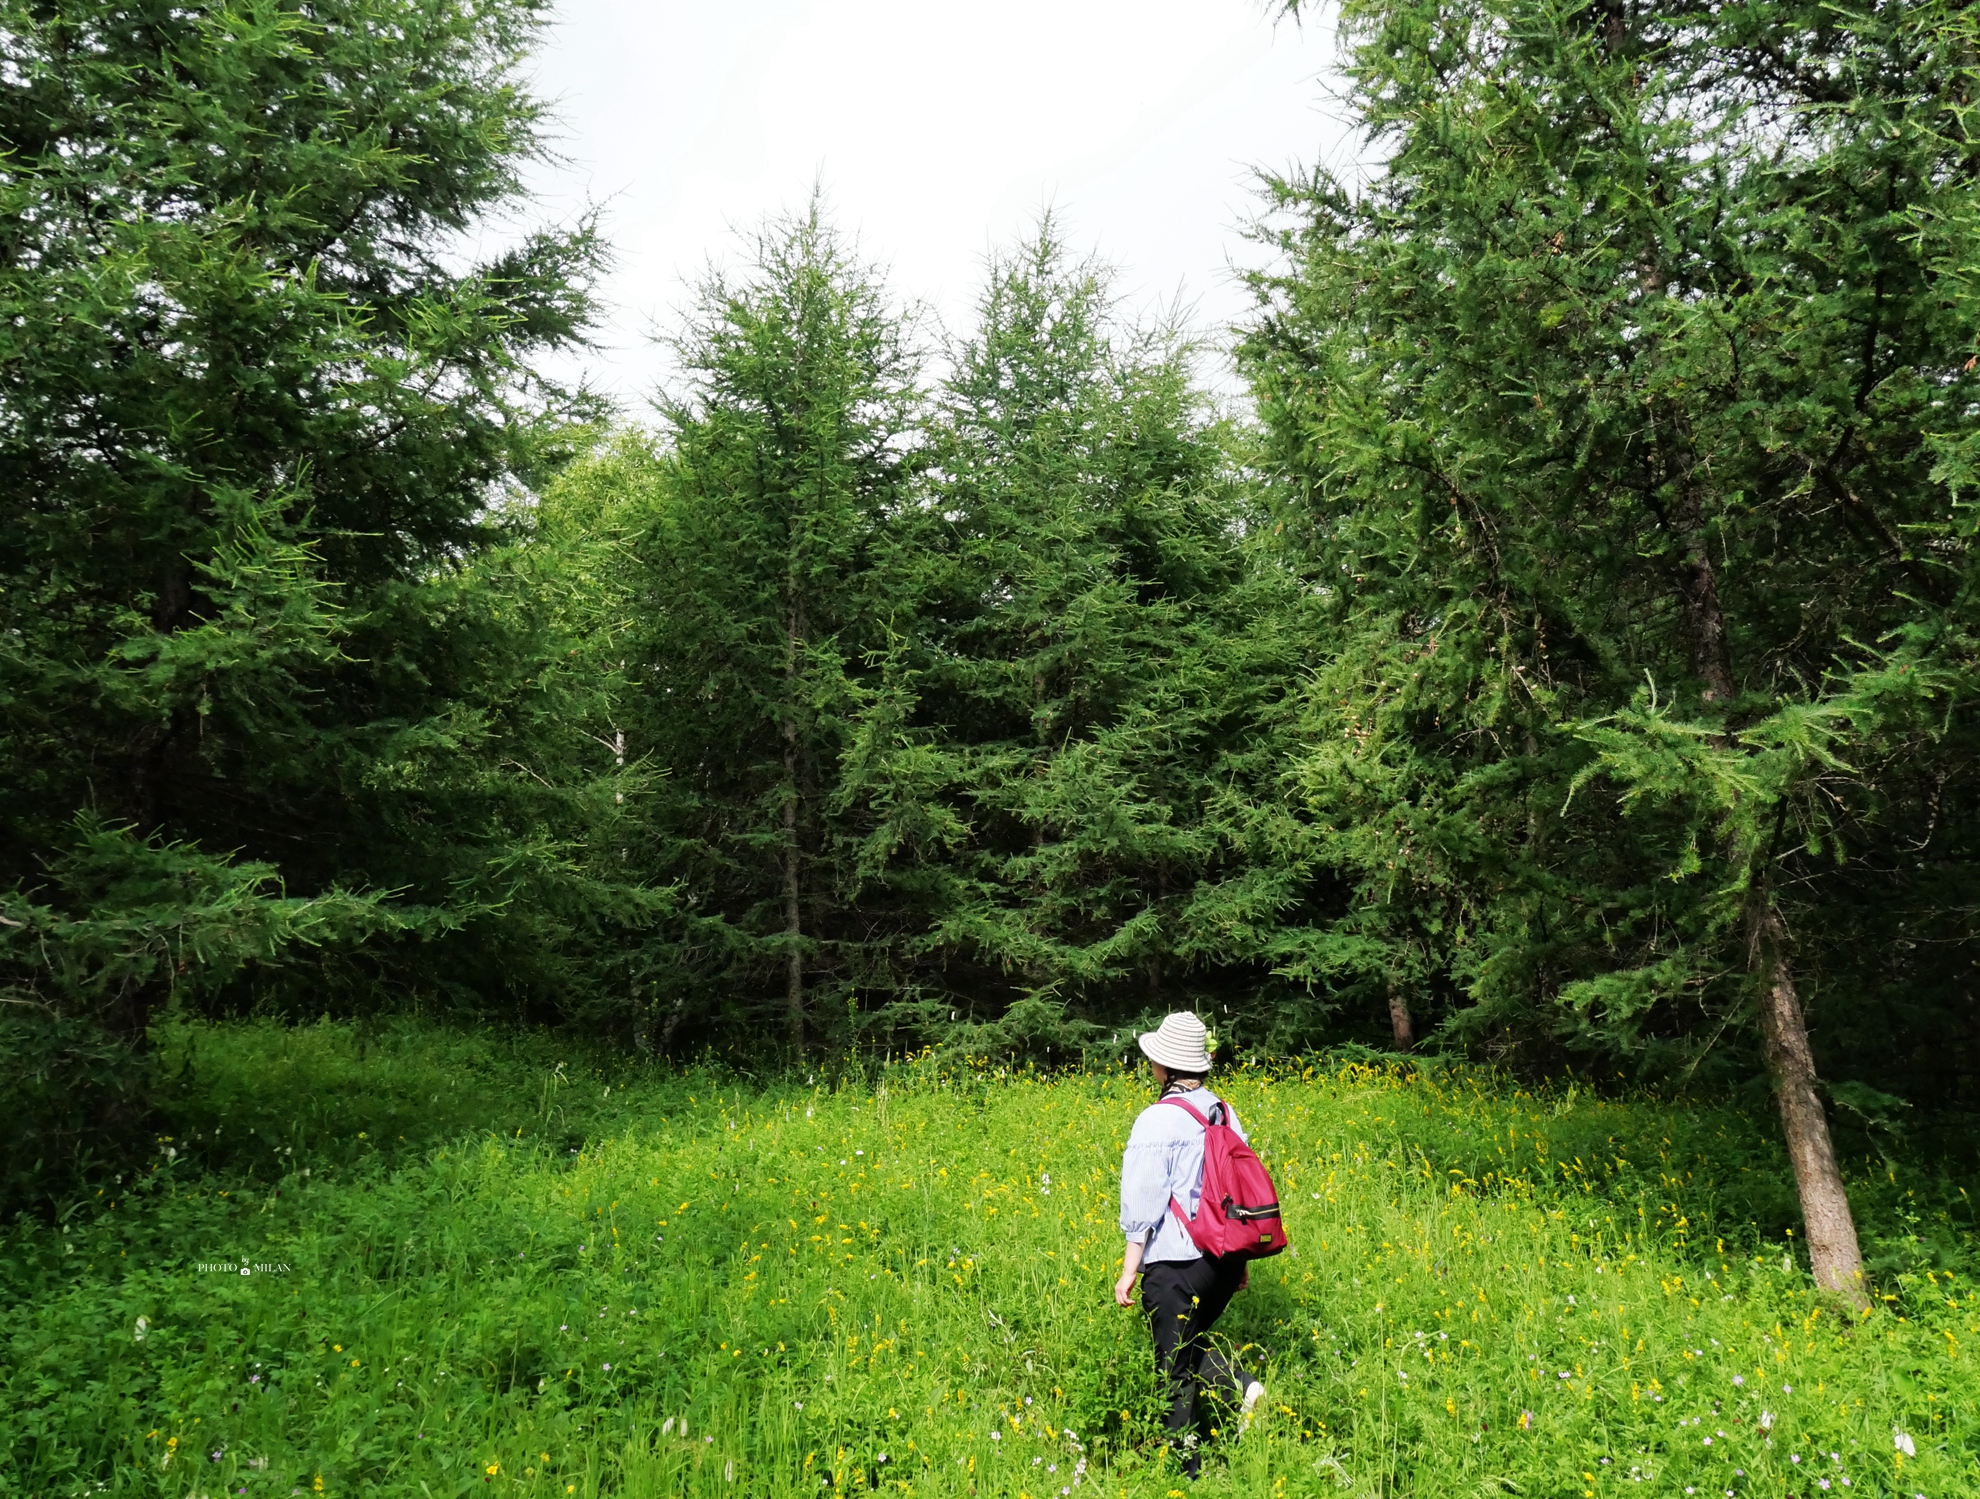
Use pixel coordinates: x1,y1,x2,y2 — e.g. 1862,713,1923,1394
1114,1011,1265,1476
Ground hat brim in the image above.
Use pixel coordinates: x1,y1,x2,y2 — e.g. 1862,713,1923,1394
1137,1031,1213,1074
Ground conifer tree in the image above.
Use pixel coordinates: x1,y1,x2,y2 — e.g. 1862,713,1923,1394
845,227,1318,1051
627,207,919,1056
1248,0,1980,1298
0,0,610,1196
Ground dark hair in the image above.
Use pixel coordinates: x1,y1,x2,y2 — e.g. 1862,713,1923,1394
1160,1075,1206,1097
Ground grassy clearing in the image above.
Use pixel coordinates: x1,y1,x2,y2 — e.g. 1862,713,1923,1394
3,1021,1975,1498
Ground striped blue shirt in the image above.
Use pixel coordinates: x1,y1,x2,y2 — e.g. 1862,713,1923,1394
1119,1087,1246,1264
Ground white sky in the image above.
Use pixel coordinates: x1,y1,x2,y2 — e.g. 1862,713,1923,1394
515,0,1353,408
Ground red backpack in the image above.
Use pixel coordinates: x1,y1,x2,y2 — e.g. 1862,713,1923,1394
1162,1096,1289,1260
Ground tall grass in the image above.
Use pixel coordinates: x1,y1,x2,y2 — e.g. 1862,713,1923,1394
3,1020,1973,1497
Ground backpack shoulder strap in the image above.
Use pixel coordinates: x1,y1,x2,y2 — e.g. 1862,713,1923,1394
1159,1095,1224,1128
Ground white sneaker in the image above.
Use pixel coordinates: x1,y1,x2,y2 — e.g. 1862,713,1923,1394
1240,1380,1265,1431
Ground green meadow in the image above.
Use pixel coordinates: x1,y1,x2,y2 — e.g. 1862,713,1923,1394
3,1022,1974,1498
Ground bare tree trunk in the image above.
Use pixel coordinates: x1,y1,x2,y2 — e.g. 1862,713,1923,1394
658,987,688,1052
1651,420,1866,1297
1387,977,1415,1051
782,745,804,1057
783,599,806,1059
1663,438,1738,706
127,558,197,834
1748,897,1867,1305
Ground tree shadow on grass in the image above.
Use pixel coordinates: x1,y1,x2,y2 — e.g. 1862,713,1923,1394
150,1016,645,1180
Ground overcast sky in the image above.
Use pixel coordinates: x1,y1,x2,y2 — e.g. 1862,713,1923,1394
513,0,1354,407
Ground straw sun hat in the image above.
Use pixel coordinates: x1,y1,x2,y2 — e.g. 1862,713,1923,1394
1136,1011,1215,1074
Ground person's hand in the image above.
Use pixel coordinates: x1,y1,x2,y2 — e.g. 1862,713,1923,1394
1114,1239,1144,1307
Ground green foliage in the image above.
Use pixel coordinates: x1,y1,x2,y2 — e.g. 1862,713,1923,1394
0,0,658,1209
1240,0,1980,1098
7,0,1980,1301
547,218,1325,1062
850,225,1325,1048
611,204,923,1051
2,1021,1972,1496
0,821,408,1207
0,0,601,860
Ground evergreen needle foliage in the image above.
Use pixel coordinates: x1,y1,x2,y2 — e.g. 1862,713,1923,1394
0,0,633,1206
1244,0,1980,1289
5,0,1978,1340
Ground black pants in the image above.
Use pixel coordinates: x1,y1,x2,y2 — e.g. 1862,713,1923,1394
1140,1256,1256,1475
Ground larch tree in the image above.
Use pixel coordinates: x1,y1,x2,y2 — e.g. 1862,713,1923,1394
1246,0,1980,1299
843,225,1319,1053
0,0,614,1203
630,206,920,1057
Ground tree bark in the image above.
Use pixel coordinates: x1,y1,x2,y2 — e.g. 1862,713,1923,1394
127,557,198,833
1652,420,1866,1296
658,988,688,1053
1387,977,1415,1051
1747,896,1867,1305
1662,435,1737,705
